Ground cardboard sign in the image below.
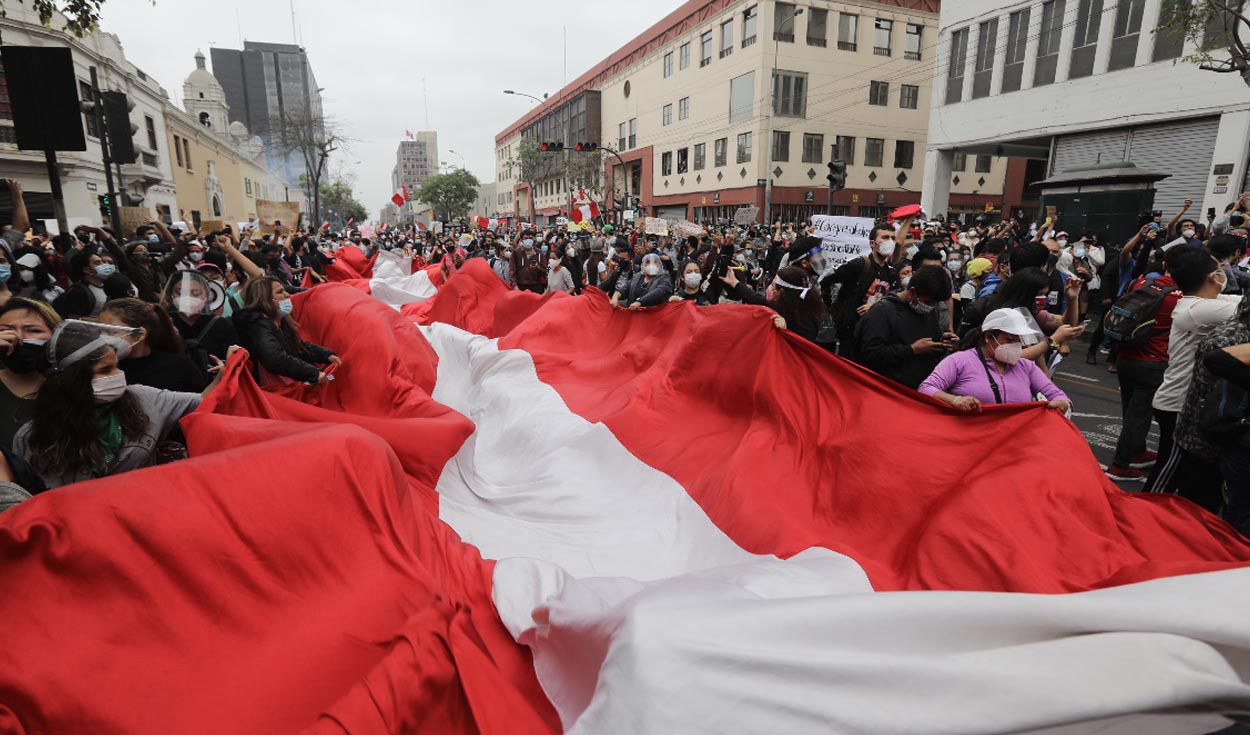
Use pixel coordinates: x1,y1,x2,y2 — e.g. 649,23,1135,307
200,219,225,234
810,215,875,273
118,206,150,238
672,220,704,238
733,206,760,225
255,199,301,234
644,217,670,235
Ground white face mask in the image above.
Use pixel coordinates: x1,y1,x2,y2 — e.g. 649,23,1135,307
18,270,34,283
1183,228,1197,239
1074,246,1087,258
899,275,911,289
549,259,561,269
92,371,128,404
877,240,896,257
946,260,962,272
189,251,204,262
1056,239,1068,248
175,295,206,315
684,271,702,288
567,247,576,257
643,263,661,276
993,338,1023,366
905,245,919,259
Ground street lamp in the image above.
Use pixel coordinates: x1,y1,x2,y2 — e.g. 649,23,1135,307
764,6,803,225
448,149,467,169
503,89,548,105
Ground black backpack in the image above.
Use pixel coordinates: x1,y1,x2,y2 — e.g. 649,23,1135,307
184,316,220,375
1102,276,1173,346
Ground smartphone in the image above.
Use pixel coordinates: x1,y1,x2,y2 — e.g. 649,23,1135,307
1208,207,1217,219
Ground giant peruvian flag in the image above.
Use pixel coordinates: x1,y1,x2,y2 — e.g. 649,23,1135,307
4,260,1250,734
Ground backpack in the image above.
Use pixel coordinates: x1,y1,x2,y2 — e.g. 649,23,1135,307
184,316,220,375
1102,276,1173,346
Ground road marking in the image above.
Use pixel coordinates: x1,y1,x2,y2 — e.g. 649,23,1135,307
1071,412,1122,420
1054,373,1121,396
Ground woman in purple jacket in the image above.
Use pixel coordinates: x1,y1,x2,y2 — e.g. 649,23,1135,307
919,308,1071,414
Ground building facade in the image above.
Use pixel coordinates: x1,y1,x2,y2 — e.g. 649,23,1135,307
923,0,1250,222
391,133,439,223
496,0,1009,225
0,3,178,231
473,181,499,219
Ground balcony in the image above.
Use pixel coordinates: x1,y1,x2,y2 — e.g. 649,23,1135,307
773,32,794,43
720,47,732,58
837,41,857,51
873,46,891,56
121,150,164,184
742,35,756,48
905,50,921,60
807,37,827,47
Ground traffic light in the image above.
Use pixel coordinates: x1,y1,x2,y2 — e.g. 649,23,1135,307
573,142,598,152
97,194,111,218
101,90,138,164
538,141,564,153
826,159,847,191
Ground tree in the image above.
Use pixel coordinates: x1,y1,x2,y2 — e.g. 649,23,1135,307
508,138,561,219
1165,0,1250,84
271,110,347,226
415,169,480,222
3,0,107,36
305,174,367,227
562,150,605,203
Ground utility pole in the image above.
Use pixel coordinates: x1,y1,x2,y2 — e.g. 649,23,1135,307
764,7,803,225
89,66,123,236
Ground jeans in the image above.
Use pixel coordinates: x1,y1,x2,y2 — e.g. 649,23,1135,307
1221,447,1250,537
1113,358,1167,468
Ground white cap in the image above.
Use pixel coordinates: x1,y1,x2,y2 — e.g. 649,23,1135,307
15,253,40,269
981,308,1044,344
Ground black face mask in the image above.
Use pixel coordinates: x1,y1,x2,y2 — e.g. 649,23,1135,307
2,340,46,374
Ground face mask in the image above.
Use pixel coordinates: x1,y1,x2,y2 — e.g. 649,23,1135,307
993,339,1023,366
877,240,896,257
549,259,561,269
899,275,911,289
132,252,150,264
905,245,919,259
1074,246,1087,258
92,371,128,404
1056,239,1068,248
909,299,935,315
0,265,11,284
18,270,34,284
1183,229,1196,239
94,263,117,279
684,272,703,288
1,339,46,374
502,250,512,258
946,260,962,272
175,295,205,315
643,263,660,276
522,239,534,249
147,235,159,244
276,298,293,317
540,245,549,254
189,251,204,262
566,247,575,257
810,257,826,272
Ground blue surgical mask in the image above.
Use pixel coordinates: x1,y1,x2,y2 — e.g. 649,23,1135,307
94,263,118,279
277,298,293,317
0,265,12,284
1074,246,1087,258
522,239,535,249
147,235,159,244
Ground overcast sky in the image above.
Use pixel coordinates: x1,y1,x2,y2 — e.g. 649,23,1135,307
99,0,677,217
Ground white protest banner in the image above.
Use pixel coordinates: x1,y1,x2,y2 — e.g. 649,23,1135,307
672,220,704,238
733,205,760,225
644,217,669,236
622,210,636,221
810,215,875,272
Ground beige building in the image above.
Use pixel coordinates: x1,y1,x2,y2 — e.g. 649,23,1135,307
498,0,1009,224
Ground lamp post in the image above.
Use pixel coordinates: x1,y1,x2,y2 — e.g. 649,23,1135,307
503,89,547,105
764,6,803,225
448,149,467,171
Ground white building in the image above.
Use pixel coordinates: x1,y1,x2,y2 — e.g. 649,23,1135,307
473,181,498,219
0,3,178,231
923,0,1250,221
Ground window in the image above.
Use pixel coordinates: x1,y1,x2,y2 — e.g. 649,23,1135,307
801,133,824,163
774,2,796,42
174,135,183,167
628,118,637,148
182,138,191,169
973,18,998,99
728,71,755,123
874,19,893,55
663,103,673,126
679,96,690,120
838,13,858,51
900,84,919,108
975,154,993,172
869,80,889,106
865,137,884,167
772,131,790,162
952,151,967,171
661,152,672,176
142,115,157,150
677,147,689,174
772,70,807,117
694,142,706,170
714,137,728,167
1035,0,1065,85
700,31,713,65
807,8,828,47
835,135,856,164
245,178,252,196
79,81,98,137
721,20,734,57
905,24,923,59
947,27,969,103
1002,8,1030,92
680,42,691,69
664,51,674,78
1153,0,1186,61
1070,0,1104,78
1109,0,1146,70
894,140,915,169
736,132,752,163
743,5,758,46
618,122,626,151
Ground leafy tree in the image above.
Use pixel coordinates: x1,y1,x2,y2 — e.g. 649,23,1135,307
508,138,561,219
415,168,480,222
319,176,368,226
4,0,107,37
562,150,604,203
1164,0,1250,83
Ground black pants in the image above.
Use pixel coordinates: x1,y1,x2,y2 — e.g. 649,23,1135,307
1113,358,1166,468
1175,449,1225,514
1222,447,1250,538
1145,409,1178,491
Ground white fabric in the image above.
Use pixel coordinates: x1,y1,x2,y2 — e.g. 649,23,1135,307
371,249,413,279
420,321,1250,735
1153,294,1242,412
367,270,436,310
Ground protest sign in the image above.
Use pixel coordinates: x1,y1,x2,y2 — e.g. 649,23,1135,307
118,206,149,238
810,215,875,273
672,220,704,238
255,199,301,234
733,205,760,225
200,219,225,233
644,217,669,236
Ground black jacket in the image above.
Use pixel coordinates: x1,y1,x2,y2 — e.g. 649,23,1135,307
232,309,332,384
853,294,944,390
729,281,821,342
52,281,98,319
172,313,239,364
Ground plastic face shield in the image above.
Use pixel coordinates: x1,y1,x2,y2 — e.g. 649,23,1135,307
47,319,144,373
168,271,225,316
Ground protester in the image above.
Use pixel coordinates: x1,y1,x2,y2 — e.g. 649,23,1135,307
51,248,114,319
822,224,900,358
161,270,239,372
510,232,545,293
854,265,955,389
99,298,208,393
1201,342,1250,534
613,253,672,309
919,308,1071,413
547,252,575,294
720,266,811,338
0,297,59,451
671,261,711,305
233,277,339,386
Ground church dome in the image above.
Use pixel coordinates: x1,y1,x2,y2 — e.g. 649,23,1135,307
228,120,249,137
184,50,224,100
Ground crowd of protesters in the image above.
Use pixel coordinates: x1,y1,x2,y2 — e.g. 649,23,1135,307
1,172,1249,539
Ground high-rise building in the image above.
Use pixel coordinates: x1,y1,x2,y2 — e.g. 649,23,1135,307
209,41,323,184
392,133,439,221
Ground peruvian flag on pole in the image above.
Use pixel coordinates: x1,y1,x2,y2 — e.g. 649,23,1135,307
474,216,503,231
569,189,600,224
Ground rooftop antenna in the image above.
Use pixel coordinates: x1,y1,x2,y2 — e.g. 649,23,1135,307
290,0,298,45
423,77,430,130
236,8,243,46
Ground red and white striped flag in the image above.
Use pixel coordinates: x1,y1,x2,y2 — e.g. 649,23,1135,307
474,216,503,231
569,199,599,224
402,185,410,202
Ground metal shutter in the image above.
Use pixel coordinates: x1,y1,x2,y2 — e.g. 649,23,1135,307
1126,117,1219,217
1052,129,1130,173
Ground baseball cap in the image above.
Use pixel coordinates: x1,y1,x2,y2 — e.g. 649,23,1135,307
981,308,1043,345
966,257,994,278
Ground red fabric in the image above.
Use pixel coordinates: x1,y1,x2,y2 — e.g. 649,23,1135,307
301,268,316,288
392,192,405,207
324,248,377,282
1117,274,1182,363
416,261,1250,593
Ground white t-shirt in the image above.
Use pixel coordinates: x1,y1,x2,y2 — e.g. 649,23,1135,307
1152,294,1243,413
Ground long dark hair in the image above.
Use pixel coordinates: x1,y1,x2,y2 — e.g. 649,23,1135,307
25,346,148,478
102,298,186,354
771,266,824,326
241,276,306,349
985,267,1050,313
